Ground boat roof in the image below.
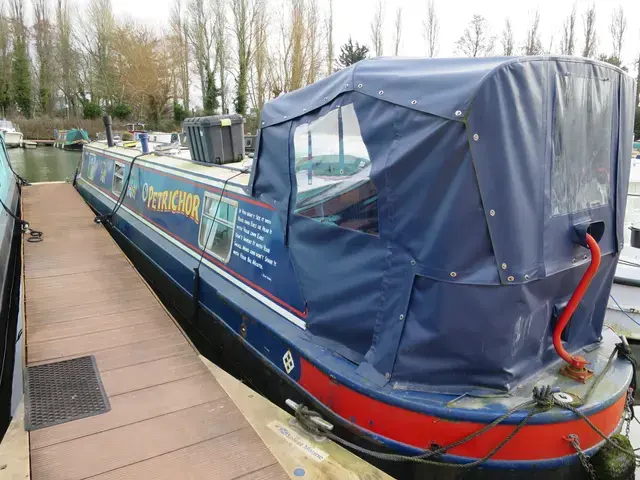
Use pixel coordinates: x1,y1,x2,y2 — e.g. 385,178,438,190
260,56,628,128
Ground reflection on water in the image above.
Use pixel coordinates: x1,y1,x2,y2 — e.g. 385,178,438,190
7,147,81,183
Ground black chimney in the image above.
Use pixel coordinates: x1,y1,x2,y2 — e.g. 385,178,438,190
103,115,114,147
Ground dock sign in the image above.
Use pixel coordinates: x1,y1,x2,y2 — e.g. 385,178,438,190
268,420,329,462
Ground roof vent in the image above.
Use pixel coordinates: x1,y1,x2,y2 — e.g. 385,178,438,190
183,114,245,165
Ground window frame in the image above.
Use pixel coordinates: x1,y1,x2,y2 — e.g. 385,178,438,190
197,191,239,263
112,161,125,196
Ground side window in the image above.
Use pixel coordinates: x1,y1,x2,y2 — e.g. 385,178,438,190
198,192,238,263
112,161,125,196
293,104,378,235
551,75,613,215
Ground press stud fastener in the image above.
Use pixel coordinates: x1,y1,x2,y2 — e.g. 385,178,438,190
501,263,507,270
378,90,384,95
357,83,363,88
455,110,462,116
489,209,496,216
385,373,391,379
450,272,457,278
410,260,416,265
473,133,479,141
399,314,404,321
507,276,515,282
411,100,417,105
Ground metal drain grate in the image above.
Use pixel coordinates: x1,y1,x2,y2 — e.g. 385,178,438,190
25,355,111,430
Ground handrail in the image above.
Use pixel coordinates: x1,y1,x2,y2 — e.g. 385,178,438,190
552,233,601,370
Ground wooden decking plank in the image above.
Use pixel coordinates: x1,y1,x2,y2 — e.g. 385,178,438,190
27,306,166,344
23,184,288,480
30,399,247,480
85,427,283,480
100,353,210,396
27,319,177,363
26,296,160,327
27,332,192,371
30,374,225,450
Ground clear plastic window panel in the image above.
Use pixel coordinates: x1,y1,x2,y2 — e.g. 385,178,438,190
551,75,613,215
112,163,124,195
199,193,238,262
293,104,379,235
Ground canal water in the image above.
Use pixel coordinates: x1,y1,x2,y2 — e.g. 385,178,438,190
7,147,81,183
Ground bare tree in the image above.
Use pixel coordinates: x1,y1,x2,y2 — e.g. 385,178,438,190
423,0,439,57
55,0,77,116
370,0,384,57
325,0,333,75
187,0,214,105
251,0,269,109
392,6,402,56
456,14,494,57
522,10,543,55
304,0,322,84
232,0,258,115
501,18,514,56
609,6,626,62
582,4,597,58
214,0,229,113
169,0,190,110
288,0,305,91
33,0,55,113
560,4,577,55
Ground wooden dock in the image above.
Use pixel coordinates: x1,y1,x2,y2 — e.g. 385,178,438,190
23,183,287,480
9,182,390,480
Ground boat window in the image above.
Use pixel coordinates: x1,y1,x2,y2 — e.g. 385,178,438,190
112,161,125,196
198,192,238,263
293,104,378,235
551,75,613,215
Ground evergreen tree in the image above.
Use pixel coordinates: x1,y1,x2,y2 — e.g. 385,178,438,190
335,37,369,70
203,69,219,115
11,37,31,117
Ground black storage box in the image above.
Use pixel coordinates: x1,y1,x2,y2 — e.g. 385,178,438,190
183,115,245,165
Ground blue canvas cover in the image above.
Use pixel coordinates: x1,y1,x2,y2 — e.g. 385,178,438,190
252,57,636,393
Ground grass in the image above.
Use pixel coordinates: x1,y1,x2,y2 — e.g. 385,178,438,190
13,116,127,140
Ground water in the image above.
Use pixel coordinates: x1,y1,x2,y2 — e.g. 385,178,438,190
7,147,81,183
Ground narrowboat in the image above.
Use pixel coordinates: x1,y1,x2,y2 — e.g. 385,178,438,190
54,128,90,150
75,57,638,478
0,134,25,438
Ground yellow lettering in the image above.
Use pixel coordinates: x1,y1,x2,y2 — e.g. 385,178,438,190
178,191,186,212
171,191,179,212
191,195,200,224
162,191,169,211
185,194,193,217
147,186,154,208
151,192,158,209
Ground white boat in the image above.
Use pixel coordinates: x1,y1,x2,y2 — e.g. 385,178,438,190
0,119,23,148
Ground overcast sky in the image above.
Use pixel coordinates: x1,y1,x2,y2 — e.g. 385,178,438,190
109,0,640,103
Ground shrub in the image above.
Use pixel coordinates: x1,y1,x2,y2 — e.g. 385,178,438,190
83,102,101,119
173,102,187,123
112,103,133,121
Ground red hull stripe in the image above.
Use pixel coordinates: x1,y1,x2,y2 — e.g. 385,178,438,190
299,358,624,461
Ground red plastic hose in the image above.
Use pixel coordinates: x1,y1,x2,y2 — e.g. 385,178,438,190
552,233,601,369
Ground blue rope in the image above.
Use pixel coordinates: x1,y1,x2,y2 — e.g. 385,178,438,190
610,294,640,328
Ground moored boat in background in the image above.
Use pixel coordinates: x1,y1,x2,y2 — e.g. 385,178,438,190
75,57,638,478
0,120,23,148
53,128,89,150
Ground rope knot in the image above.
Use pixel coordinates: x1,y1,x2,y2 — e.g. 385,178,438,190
532,385,554,410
